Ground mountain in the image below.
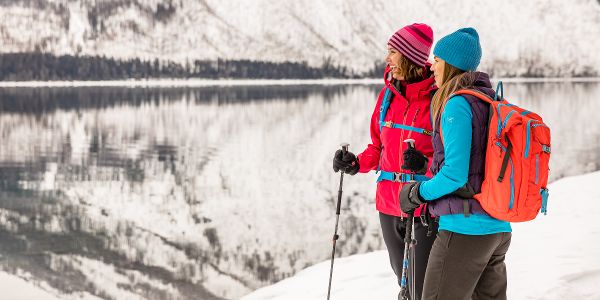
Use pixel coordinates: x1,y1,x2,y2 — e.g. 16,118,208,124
0,0,599,77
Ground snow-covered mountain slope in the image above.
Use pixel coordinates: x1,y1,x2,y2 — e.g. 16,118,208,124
241,170,600,300
0,271,65,300
0,0,599,76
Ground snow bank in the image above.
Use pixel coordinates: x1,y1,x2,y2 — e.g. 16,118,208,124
241,171,600,300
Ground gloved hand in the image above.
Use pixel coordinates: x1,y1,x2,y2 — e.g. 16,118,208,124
401,147,428,175
332,150,360,175
399,181,425,213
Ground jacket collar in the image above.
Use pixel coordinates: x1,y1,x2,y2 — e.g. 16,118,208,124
383,64,435,100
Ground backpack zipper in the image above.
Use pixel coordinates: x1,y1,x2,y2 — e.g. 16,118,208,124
525,120,547,158
535,153,539,185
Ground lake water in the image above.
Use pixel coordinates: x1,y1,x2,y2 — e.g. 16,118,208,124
0,81,598,299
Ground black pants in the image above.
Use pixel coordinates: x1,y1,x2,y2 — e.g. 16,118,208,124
422,231,511,300
380,213,438,300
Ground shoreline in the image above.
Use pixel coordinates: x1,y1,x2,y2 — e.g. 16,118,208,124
0,77,599,87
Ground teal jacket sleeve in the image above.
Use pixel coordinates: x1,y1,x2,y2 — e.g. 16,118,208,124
419,96,472,201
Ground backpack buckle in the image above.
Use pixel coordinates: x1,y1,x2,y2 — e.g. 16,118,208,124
542,145,551,153
393,172,411,182
384,121,392,128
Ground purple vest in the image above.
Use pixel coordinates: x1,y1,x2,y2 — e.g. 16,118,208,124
428,72,495,217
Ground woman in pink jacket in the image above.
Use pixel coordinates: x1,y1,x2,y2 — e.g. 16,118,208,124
332,23,437,300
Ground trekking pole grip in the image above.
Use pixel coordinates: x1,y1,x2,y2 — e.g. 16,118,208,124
336,142,349,216
404,138,415,150
341,143,349,155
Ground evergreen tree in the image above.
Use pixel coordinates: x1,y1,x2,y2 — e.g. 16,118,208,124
0,53,380,80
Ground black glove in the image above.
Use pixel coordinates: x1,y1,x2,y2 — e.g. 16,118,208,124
332,150,360,175
399,181,425,213
401,147,428,175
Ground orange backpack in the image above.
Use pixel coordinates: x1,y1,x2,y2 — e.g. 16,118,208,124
453,82,551,222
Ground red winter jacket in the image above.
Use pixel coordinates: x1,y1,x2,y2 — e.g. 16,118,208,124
357,66,436,217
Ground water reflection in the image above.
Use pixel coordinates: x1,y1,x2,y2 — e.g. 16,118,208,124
0,85,349,113
0,190,220,299
504,81,600,180
0,84,383,300
0,81,598,299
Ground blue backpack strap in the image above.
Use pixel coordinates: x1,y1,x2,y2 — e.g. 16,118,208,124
494,81,504,101
377,171,431,183
379,122,432,136
379,88,432,136
376,88,432,180
540,188,549,215
379,88,392,131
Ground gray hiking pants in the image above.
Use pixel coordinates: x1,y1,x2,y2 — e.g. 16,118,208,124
422,230,512,300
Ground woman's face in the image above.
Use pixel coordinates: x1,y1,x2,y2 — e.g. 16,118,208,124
431,56,445,87
386,47,403,80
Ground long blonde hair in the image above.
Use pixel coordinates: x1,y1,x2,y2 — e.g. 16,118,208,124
430,62,477,129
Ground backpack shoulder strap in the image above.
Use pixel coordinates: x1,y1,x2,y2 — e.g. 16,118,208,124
438,89,488,146
452,89,495,104
379,88,393,131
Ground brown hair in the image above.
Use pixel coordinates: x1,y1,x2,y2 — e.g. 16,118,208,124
392,54,424,83
430,62,477,129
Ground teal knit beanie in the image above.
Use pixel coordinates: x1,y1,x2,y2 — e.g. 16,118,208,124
433,27,482,71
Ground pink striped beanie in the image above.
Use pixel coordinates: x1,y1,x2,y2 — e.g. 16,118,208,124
388,23,434,67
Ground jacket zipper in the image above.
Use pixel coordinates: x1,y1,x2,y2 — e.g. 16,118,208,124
407,108,420,140
387,82,411,164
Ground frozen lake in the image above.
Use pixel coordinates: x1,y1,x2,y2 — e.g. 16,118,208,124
0,80,599,299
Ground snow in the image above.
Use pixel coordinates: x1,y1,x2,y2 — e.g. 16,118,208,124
0,271,64,300
241,170,600,300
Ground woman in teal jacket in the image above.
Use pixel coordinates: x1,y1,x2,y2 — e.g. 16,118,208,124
399,28,512,300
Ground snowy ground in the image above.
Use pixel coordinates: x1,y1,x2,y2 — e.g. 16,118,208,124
241,171,600,300
0,271,63,300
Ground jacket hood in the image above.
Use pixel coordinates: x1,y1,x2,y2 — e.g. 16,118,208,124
471,71,492,89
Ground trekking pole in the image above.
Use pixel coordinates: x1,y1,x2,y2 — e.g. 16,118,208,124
399,214,415,300
326,142,350,300
410,212,418,300
400,139,417,300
